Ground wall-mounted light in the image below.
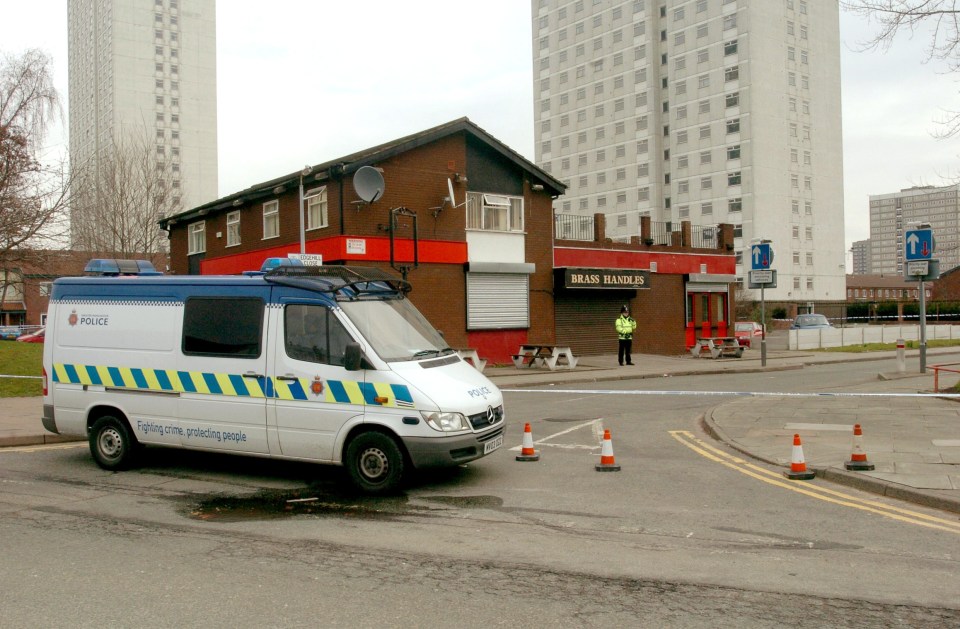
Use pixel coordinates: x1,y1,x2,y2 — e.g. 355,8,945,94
273,185,285,195
232,199,243,207
532,184,544,192
453,172,467,183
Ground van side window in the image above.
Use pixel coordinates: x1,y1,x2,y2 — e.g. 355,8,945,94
285,304,352,366
183,297,264,357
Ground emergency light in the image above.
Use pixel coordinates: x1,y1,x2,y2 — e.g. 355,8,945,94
83,259,162,276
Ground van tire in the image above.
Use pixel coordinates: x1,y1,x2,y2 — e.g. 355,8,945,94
89,415,137,471
344,432,404,494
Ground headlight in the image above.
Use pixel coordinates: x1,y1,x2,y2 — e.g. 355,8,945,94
421,411,469,432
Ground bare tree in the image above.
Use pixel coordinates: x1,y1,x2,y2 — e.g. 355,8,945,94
0,48,71,319
71,129,180,257
843,1,960,136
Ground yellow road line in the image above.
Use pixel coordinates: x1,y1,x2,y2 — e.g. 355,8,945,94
669,430,960,535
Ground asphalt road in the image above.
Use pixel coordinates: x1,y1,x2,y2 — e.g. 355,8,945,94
1,360,958,627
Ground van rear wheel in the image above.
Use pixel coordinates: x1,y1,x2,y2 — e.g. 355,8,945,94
345,432,403,494
89,415,137,470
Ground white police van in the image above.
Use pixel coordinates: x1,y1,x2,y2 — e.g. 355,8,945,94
41,259,505,493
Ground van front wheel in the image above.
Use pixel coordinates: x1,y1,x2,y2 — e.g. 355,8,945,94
345,432,403,494
89,415,136,470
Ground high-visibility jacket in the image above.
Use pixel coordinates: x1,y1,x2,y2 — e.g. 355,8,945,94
616,315,637,340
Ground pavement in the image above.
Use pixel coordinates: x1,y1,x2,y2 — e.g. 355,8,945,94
3,346,959,513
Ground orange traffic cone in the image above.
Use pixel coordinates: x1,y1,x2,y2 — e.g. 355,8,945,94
515,423,540,461
595,428,621,472
784,434,816,480
845,424,875,471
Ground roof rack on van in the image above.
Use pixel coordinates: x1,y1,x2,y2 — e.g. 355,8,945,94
263,265,411,298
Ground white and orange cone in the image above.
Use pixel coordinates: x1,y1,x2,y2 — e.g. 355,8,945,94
784,433,816,480
515,422,540,461
595,428,621,472
845,424,875,471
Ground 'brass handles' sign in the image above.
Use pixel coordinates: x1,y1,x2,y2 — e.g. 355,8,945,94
564,268,650,289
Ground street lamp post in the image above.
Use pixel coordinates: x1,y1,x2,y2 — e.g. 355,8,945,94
299,165,313,254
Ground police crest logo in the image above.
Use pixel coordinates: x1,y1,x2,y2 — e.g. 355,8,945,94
310,376,324,396
68,310,78,326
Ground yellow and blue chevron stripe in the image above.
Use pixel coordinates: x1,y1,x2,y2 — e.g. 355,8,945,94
51,363,414,408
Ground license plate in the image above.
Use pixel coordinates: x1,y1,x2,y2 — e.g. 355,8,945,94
483,434,503,454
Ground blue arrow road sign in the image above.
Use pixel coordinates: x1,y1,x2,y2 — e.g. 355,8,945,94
905,229,934,261
751,243,773,270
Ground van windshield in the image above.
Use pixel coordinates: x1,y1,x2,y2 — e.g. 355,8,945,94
339,297,453,362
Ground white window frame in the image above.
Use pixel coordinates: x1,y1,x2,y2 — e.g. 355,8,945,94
263,200,279,240
466,192,524,232
226,211,241,247
188,221,206,254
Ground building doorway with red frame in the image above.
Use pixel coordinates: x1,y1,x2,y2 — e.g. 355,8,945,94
685,286,730,348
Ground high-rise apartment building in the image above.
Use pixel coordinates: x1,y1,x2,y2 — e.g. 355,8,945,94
68,0,217,242
850,238,871,275
868,185,960,275
532,0,845,300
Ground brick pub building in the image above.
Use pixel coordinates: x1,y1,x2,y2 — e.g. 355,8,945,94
161,118,736,362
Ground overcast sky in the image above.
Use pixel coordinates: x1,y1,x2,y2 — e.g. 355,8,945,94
3,1,959,256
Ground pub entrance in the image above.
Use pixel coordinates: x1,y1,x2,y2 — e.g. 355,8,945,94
685,283,730,348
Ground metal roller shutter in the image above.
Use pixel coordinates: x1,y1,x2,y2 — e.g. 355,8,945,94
467,273,529,329
555,297,621,356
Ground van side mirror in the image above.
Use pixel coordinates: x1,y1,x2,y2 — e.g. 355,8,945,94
344,342,363,371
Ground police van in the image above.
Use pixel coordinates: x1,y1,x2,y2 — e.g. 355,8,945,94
41,259,505,493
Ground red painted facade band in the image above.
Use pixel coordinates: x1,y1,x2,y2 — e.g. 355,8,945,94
554,247,736,275
200,236,468,275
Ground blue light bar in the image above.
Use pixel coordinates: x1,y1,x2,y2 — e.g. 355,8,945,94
260,257,305,272
83,259,162,276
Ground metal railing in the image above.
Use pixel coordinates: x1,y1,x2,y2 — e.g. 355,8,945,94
690,224,718,249
554,214,595,241
649,221,672,245
931,362,960,393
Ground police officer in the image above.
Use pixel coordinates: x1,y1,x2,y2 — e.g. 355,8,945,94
616,305,637,366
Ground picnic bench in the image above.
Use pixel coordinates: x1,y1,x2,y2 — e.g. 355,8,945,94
689,337,744,359
512,343,578,370
454,348,487,373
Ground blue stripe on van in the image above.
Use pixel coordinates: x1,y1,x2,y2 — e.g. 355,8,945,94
287,380,307,401
155,369,172,391
228,374,248,397
84,365,103,386
131,368,148,389
327,380,350,403
359,382,378,404
202,372,222,395
178,371,196,393
107,366,123,387
391,384,413,405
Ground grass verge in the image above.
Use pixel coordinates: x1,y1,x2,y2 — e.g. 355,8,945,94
0,342,43,398
819,339,960,353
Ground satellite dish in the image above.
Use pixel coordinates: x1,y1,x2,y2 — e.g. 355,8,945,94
447,178,456,208
353,166,385,203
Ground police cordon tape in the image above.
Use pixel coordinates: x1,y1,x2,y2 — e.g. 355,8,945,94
505,388,960,398
5,373,957,398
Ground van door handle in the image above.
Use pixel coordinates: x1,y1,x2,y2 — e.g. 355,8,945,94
243,372,264,379
275,374,299,382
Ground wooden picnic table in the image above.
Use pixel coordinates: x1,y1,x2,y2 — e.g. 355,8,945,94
689,337,744,359
453,348,486,372
512,343,578,370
